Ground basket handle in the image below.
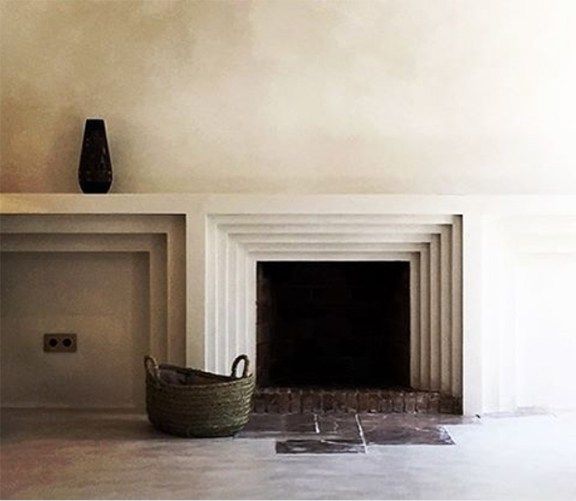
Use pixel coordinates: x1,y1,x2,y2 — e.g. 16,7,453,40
144,355,161,382
231,354,250,378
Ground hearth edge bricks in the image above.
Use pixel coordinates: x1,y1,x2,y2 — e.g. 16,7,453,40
289,389,302,414
379,391,393,413
368,391,380,413
301,390,313,413
311,391,323,413
253,392,266,413
278,389,291,414
346,391,359,413
405,393,417,413
393,392,405,413
416,392,428,413
440,394,455,414
429,393,440,413
322,391,335,413
268,390,278,413
253,388,461,415
358,391,369,413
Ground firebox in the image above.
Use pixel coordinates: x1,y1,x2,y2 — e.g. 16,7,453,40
256,261,411,389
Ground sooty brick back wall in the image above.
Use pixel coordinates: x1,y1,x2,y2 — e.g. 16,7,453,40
257,262,410,389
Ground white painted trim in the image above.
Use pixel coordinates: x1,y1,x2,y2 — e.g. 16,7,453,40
0,215,186,364
3,193,575,415
206,213,463,397
0,233,166,361
2,193,575,216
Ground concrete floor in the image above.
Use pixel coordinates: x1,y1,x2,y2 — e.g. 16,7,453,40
1,409,576,499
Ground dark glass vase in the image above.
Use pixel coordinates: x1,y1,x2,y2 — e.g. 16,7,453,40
78,119,113,194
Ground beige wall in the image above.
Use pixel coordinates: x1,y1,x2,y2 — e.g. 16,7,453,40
0,252,149,408
1,0,575,194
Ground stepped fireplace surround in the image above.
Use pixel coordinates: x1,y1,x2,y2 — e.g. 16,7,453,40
2,193,575,415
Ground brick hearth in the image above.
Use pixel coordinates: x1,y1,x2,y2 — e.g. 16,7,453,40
253,388,462,414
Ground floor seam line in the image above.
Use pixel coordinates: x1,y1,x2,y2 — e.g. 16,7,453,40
354,413,367,453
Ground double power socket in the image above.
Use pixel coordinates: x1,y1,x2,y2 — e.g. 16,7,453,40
43,333,77,353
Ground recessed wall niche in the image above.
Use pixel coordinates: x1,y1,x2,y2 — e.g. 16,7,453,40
0,251,149,408
0,214,186,409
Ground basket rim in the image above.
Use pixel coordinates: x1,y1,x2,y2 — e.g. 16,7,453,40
148,363,255,390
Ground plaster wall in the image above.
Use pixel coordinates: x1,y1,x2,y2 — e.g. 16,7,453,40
480,216,576,412
0,252,149,408
2,0,576,194
515,254,576,410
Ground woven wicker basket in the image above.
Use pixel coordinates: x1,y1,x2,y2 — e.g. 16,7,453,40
144,354,255,438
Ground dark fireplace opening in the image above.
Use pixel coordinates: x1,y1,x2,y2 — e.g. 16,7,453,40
257,261,411,389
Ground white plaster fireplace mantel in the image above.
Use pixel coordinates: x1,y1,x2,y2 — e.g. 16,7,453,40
2,193,576,416
2,193,576,215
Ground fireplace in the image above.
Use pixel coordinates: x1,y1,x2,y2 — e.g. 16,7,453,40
1,202,468,414
206,211,464,413
4,196,576,416
257,261,411,389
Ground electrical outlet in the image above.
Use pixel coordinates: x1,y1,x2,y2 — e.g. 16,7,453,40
44,333,77,353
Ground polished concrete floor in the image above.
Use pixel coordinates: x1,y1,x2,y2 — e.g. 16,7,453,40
1,409,576,499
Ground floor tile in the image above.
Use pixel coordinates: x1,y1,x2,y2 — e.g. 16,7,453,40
358,412,480,430
316,413,362,441
236,413,317,438
364,425,454,446
275,439,366,454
